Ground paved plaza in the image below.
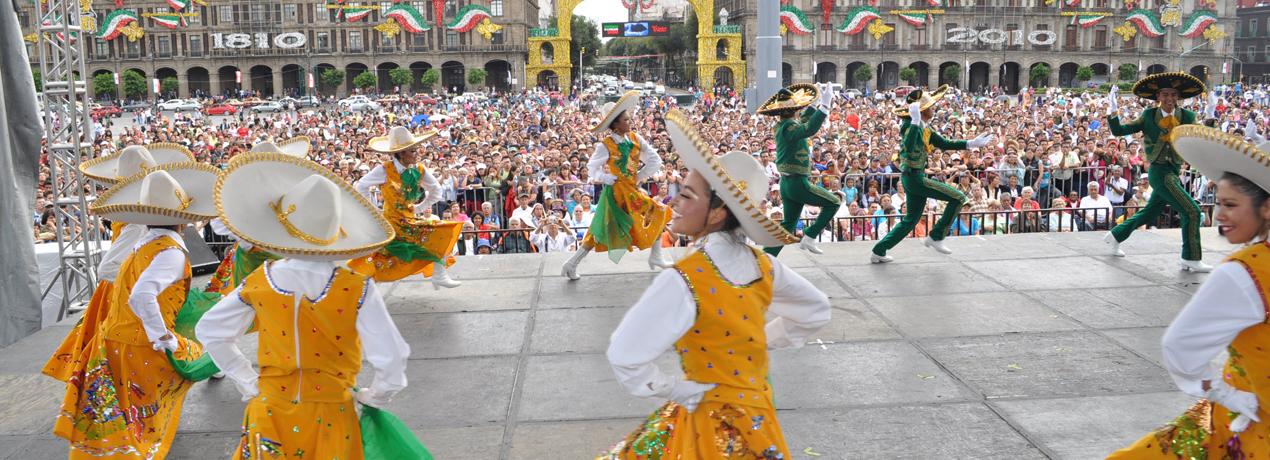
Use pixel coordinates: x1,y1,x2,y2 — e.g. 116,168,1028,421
0,229,1237,459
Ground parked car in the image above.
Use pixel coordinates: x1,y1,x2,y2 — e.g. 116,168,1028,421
90,104,121,118
157,99,201,111
842,88,863,99
204,104,238,115
296,96,321,107
602,86,619,97
275,97,299,109
654,85,666,95
412,94,438,104
376,95,402,104
250,101,285,113
239,97,266,107
339,95,381,111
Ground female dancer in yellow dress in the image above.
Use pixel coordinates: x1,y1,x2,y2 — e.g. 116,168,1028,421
561,91,673,280
350,126,462,289
54,163,220,459
1108,125,1270,458
599,110,831,459
197,152,411,459
43,143,193,382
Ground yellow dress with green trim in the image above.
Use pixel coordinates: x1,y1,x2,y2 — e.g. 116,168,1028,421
1107,242,1270,459
348,160,460,282
583,134,672,259
53,236,203,460
44,222,132,381
600,248,790,460
231,262,368,460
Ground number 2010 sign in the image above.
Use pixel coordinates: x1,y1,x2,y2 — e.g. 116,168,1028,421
946,27,1057,46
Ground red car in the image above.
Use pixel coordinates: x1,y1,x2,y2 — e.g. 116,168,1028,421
205,104,238,115
412,94,438,104
90,105,121,118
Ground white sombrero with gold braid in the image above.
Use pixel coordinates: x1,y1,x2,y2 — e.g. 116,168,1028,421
1172,125,1270,194
250,136,312,158
367,126,438,153
663,109,798,247
80,143,194,185
591,90,640,133
91,162,219,225
215,152,394,261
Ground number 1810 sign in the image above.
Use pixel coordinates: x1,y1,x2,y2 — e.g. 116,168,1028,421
212,32,307,50
946,27,1057,46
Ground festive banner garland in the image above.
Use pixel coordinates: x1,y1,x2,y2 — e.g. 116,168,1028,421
346,7,373,22
619,0,656,12
927,0,944,6
1060,11,1111,29
97,9,139,40
431,0,444,33
779,5,815,35
837,6,880,35
385,3,431,33
448,4,492,32
890,9,943,28
167,0,190,11
147,12,188,29
820,0,832,25
1064,0,1079,6
1125,8,1164,38
1178,9,1217,38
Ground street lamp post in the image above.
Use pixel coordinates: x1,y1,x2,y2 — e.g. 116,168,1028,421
1226,54,1244,84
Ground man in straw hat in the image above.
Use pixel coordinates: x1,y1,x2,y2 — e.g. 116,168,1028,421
204,138,309,296
560,90,673,280
1103,72,1216,272
54,162,222,459
350,126,463,289
44,143,193,381
196,152,413,460
599,109,830,459
1109,124,1270,457
757,83,840,256
871,85,995,263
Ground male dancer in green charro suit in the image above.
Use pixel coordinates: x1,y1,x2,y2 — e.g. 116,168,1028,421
760,83,840,256
1104,72,1215,272
871,85,994,263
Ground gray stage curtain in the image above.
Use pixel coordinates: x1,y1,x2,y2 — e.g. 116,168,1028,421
0,0,45,346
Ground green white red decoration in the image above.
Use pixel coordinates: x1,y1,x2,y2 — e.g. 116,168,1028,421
345,6,372,22
927,0,944,5
837,6,880,35
897,12,928,27
1126,9,1165,38
385,3,431,33
97,9,138,40
166,0,191,11
149,12,185,29
1071,13,1107,28
780,6,815,35
447,4,492,32
1178,10,1217,38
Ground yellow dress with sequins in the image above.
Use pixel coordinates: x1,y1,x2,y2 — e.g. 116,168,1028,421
44,222,132,381
1107,242,1270,459
600,248,790,460
583,134,672,254
230,262,368,460
348,160,460,282
53,236,203,460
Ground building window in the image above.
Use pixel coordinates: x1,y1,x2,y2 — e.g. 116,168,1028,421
1064,24,1078,49
445,30,458,46
317,32,330,51
913,26,927,47
1094,25,1107,49
379,32,394,50
187,7,201,24
883,23,896,46
491,30,504,44
348,30,363,52
445,0,456,18
491,0,503,16
95,40,110,59
284,4,298,22
157,36,171,57
189,35,202,57
1253,19,1260,39
380,2,393,22
126,39,141,58
17,10,28,28
943,23,958,50
412,32,428,49
1250,46,1257,63
219,6,233,23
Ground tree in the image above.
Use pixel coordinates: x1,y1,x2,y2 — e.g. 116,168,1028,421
943,64,962,87
160,76,179,97
1029,63,1052,87
320,68,345,94
1118,63,1138,81
92,73,117,99
1075,65,1094,84
32,68,42,92
353,72,377,91
420,68,440,91
853,65,873,89
898,67,917,85
467,68,488,87
121,70,147,100
388,68,412,92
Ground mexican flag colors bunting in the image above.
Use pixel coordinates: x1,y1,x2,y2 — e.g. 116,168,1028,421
898,12,928,27
1072,13,1106,29
150,13,185,29
166,0,191,11
385,3,431,33
346,6,372,22
837,6,880,35
1125,9,1165,38
927,0,944,5
447,4,492,32
1178,10,1217,38
779,6,815,35
97,9,139,40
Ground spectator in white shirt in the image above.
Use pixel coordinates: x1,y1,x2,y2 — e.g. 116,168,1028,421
509,192,535,229
565,206,592,240
531,216,577,253
1079,181,1114,230
1104,165,1129,217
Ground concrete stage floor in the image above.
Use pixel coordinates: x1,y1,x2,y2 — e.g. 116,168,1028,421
0,228,1238,459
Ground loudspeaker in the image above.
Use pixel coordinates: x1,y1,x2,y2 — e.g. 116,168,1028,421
183,227,221,276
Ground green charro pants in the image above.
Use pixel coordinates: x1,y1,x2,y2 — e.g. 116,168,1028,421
872,170,966,256
764,174,840,256
1110,162,1202,261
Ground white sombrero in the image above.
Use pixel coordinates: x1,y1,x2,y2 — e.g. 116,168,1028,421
90,162,220,225
80,143,194,185
250,136,311,158
368,126,438,154
1172,125,1270,194
215,153,394,261
663,109,798,247
591,90,640,133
